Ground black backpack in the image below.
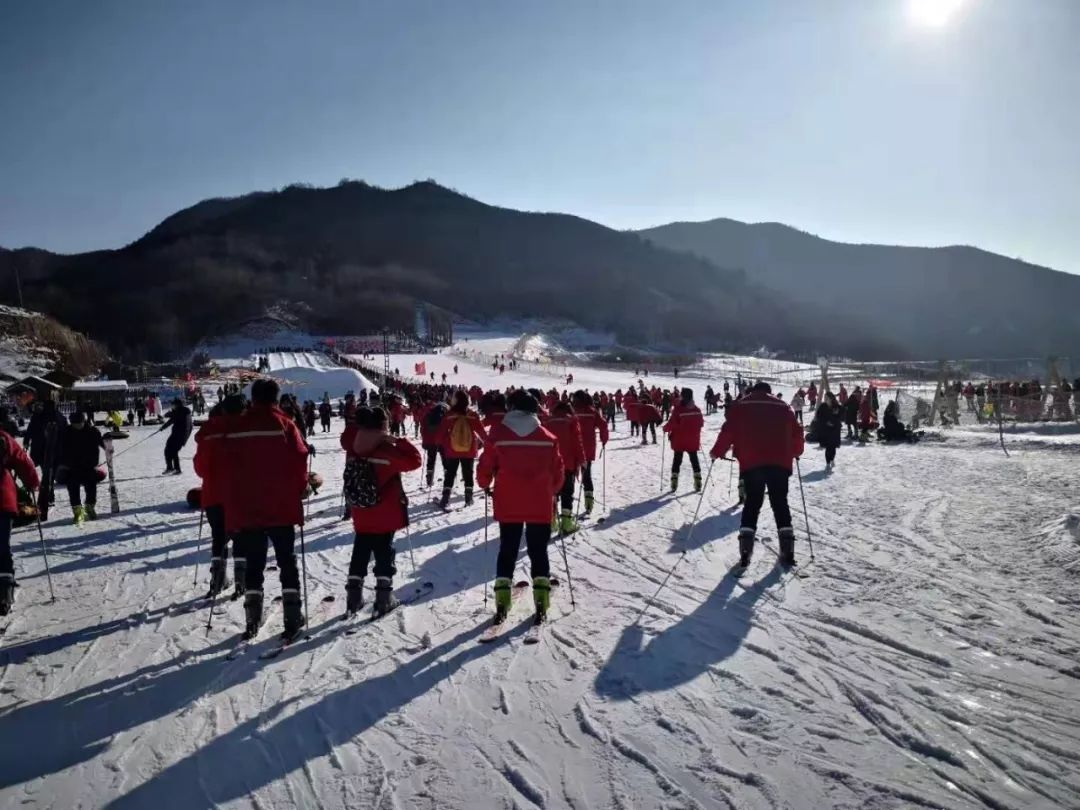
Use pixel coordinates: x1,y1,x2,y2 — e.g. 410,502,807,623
343,457,380,508
425,404,446,431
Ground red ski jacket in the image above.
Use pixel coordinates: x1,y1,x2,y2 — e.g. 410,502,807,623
477,411,564,524
663,402,704,453
710,391,804,473
625,398,641,423
193,412,234,507
341,424,422,534
481,410,506,437
436,409,486,459
221,404,309,533
574,405,609,461
0,430,39,516
638,402,662,425
544,412,586,472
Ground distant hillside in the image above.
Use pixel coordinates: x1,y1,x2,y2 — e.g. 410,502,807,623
639,218,1080,359
0,304,107,380
0,182,899,362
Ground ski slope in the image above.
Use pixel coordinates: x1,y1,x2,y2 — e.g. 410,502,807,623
1,363,1079,809
260,351,379,399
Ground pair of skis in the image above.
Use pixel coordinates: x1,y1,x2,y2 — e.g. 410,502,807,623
478,581,545,645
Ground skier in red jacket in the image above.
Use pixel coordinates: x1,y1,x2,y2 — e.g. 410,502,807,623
480,391,507,438
193,394,247,598
710,381,804,569
223,379,310,640
546,401,586,534
664,388,705,492
624,389,640,438
477,390,564,627
571,390,609,515
638,400,662,445
0,429,40,615
435,390,486,509
340,406,422,617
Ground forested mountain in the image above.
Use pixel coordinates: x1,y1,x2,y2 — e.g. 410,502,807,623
0,181,898,361
640,218,1080,359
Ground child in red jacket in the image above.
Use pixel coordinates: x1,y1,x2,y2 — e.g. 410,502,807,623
341,406,422,617
545,401,586,534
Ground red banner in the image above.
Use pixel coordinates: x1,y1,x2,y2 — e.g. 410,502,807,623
415,362,426,376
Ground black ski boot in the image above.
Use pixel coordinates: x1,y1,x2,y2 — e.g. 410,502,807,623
232,559,247,599
463,487,474,508
207,557,228,597
0,575,15,616
373,577,400,618
737,528,755,568
243,591,264,639
439,487,451,510
425,469,434,488
282,591,305,639
346,576,365,615
778,527,796,568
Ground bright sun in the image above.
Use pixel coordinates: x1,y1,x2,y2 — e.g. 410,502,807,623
908,0,967,28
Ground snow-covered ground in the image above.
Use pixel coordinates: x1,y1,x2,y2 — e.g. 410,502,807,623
261,351,379,399
2,360,1079,809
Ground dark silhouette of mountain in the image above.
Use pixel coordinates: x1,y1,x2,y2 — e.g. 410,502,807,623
639,218,1080,359
0,182,900,361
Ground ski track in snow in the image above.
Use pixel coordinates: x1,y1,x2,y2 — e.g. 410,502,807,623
1,348,1079,808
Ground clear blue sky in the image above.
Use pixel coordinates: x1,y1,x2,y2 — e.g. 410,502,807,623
2,0,1078,273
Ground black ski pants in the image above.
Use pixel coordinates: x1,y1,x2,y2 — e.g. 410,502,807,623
496,522,551,580
205,504,241,560
641,422,657,443
66,468,98,507
825,446,837,464
241,526,300,594
671,450,700,475
606,413,616,430
349,531,396,579
581,461,594,494
424,446,441,479
442,457,474,492
557,469,577,512
164,437,183,472
320,415,332,433
740,466,793,532
0,514,12,577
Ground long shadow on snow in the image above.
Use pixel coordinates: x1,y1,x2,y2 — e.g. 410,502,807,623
0,613,350,790
103,622,506,809
0,597,205,666
590,495,669,532
669,508,741,554
594,565,782,700
20,534,204,581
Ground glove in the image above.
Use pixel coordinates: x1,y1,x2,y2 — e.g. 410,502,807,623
306,444,316,456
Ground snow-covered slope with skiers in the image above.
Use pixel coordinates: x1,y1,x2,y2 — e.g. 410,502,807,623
1,350,1079,809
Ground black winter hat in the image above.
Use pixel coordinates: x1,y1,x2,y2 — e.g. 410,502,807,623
508,390,539,413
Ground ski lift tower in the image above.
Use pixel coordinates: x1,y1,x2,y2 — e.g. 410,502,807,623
383,328,391,388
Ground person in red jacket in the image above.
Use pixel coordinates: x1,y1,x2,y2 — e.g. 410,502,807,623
387,396,408,438
477,390,564,627
418,398,446,488
340,406,422,617
192,394,247,598
638,400,662,445
545,401,586,534
0,429,41,615
571,390,608,515
710,381,804,568
223,379,310,640
480,391,507,438
664,388,705,492
435,390,486,509
624,389,640,438
614,389,624,414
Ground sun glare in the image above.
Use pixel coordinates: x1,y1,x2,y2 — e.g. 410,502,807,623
908,0,967,28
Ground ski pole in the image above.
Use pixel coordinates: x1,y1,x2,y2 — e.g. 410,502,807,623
795,459,815,561
28,491,56,602
728,458,734,496
601,446,607,516
574,471,583,518
483,493,490,609
632,459,714,627
299,522,310,631
192,509,205,588
557,527,577,609
659,436,666,494
403,507,417,575
112,429,159,459
205,584,218,635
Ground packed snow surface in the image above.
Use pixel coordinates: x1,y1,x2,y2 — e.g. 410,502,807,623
2,356,1079,809
258,351,379,399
